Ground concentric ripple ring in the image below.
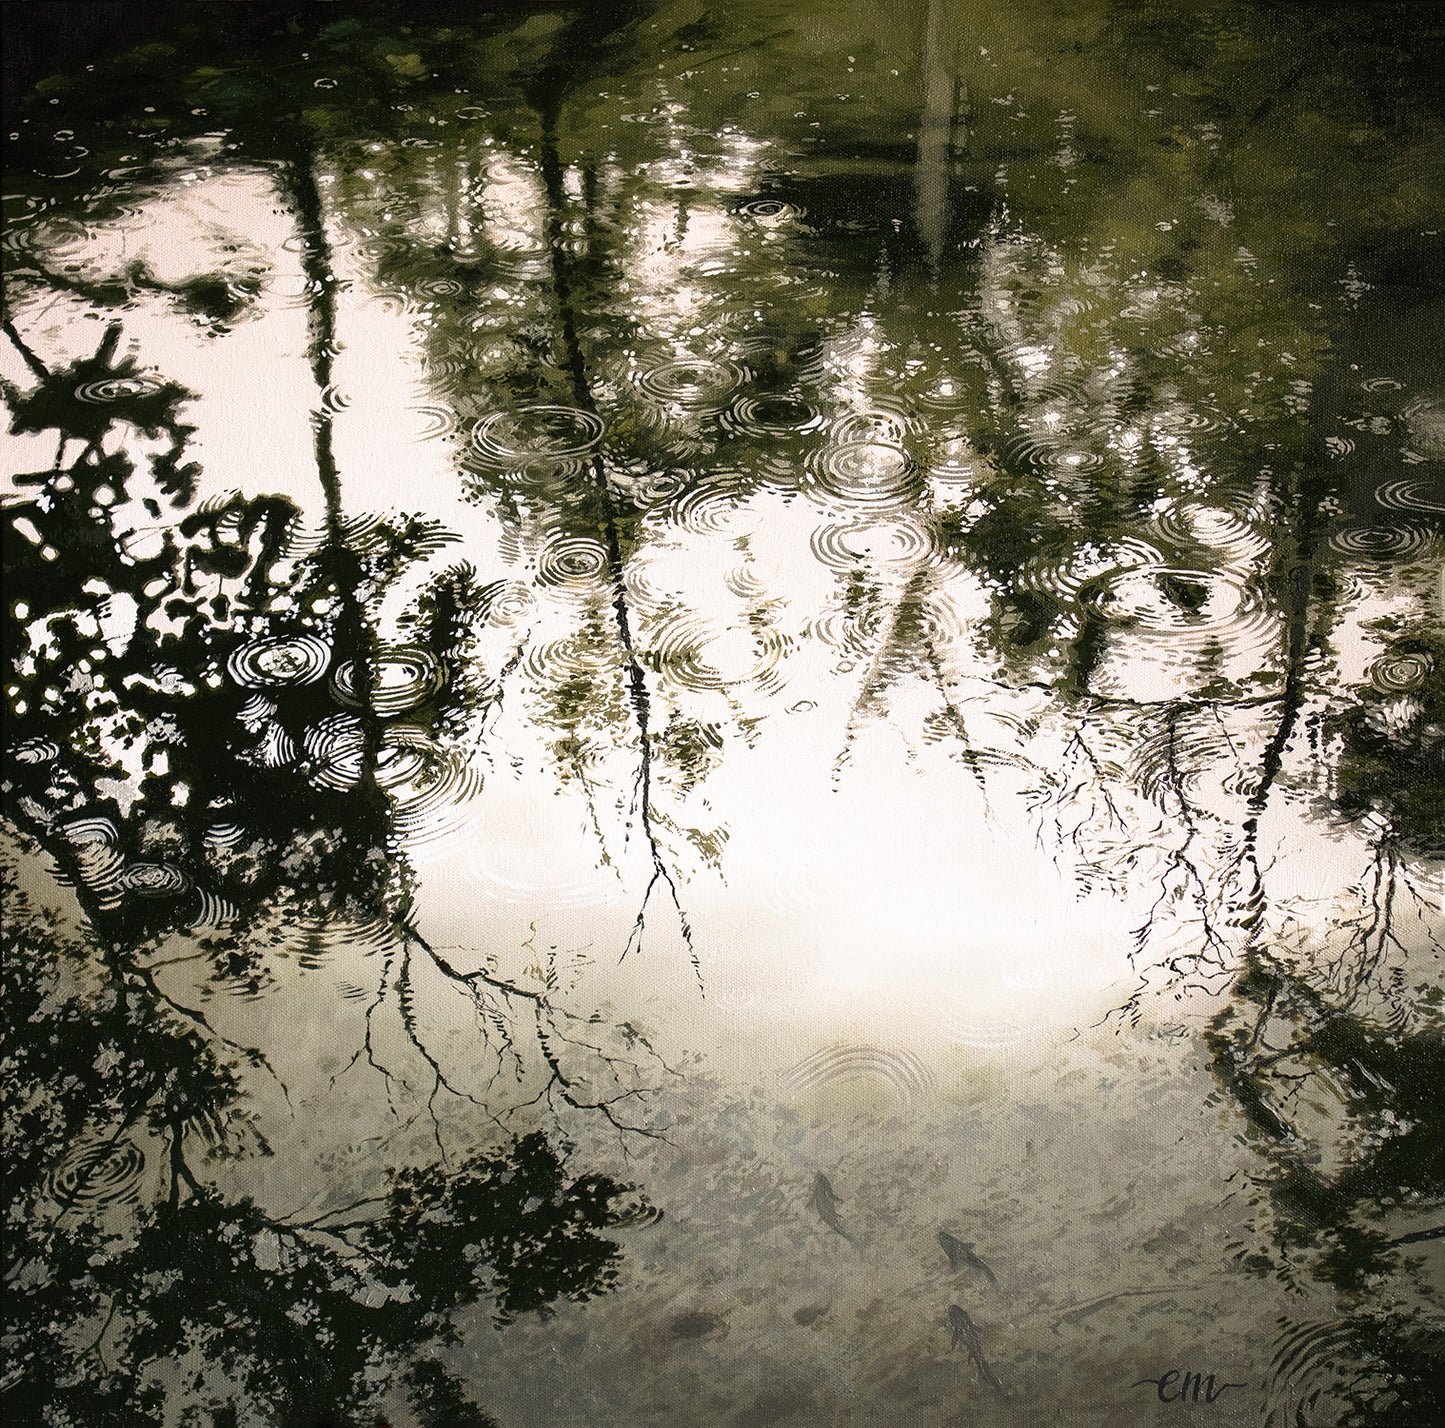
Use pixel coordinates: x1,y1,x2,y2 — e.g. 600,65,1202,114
472,404,605,464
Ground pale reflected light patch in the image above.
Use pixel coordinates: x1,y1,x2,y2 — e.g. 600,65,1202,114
480,152,547,251
711,126,770,192
1012,343,1054,379
669,205,737,258
679,708,1137,1057
15,161,277,293
465,799,629,912
325,242,459,515
622,201,724,336
818,311,885,390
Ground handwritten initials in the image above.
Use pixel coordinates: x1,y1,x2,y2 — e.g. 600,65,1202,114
1132,1370,1247,1405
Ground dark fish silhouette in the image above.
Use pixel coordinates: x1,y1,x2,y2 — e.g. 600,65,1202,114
810,1173,855,1245
947,1306,1004,1395
938,1231,997,1286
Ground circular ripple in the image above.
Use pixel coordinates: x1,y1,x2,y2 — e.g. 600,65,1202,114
723,563,769,600
791,340,829,386
375,725,487,854
806,441,918,510
1375,477,1445,516
915,374,975,414
1016,539,1164,603
50,1135,145,1208
472,404,605,464
1085,566,1281,682
1330,522,1438,560
202,820,247,850
316,905,400,955
73,374,166,404
12,738,60,764
228,634,331,689
490,455,594,507
340,512,458,561
737,197,804,223
236,694,276,732
723,393,825,438
1130,719,1240,810
623,548,672,605
519,635,618,686
942,1016,1049,1051
266,273,330,311
830,406,915,446
189,888,239,929
303,714,367,790
61,815,120,846
810,517,936,573
634,357,745,412
60,817,126,905
1148,501,1270,562
804,605,885,657
415,275,466,298
611,1198,665,1228
668,476,763,536
537,534,609,590
928,438,983,486
332,648,443,718
1265,1316,1360,1423
1368,651,1433,692
120,862,190,897
477,580,536,627
253,722,298,769
627,471,688,507
468,844,626,909
917,585,975,645
782,1043,936,1107
645,610,790,696
1148,398,1229,435
1002,430,1107,475
408,405,460,441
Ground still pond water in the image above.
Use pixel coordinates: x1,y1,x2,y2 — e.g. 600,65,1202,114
3,2,1443,1425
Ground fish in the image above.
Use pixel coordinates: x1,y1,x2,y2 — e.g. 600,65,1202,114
947,1306,1005,1395
938,1231,997,1286
810,1173,856,1245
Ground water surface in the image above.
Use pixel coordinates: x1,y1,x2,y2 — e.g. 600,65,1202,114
3,3,1443,1425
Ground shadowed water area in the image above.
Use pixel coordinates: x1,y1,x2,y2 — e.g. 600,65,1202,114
2,2,1443,1424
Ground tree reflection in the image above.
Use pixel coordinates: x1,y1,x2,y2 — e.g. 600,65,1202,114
1,327,658,1422
3,869,642,1426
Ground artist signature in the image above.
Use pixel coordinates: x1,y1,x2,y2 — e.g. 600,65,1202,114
1132,1369,1248,1406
